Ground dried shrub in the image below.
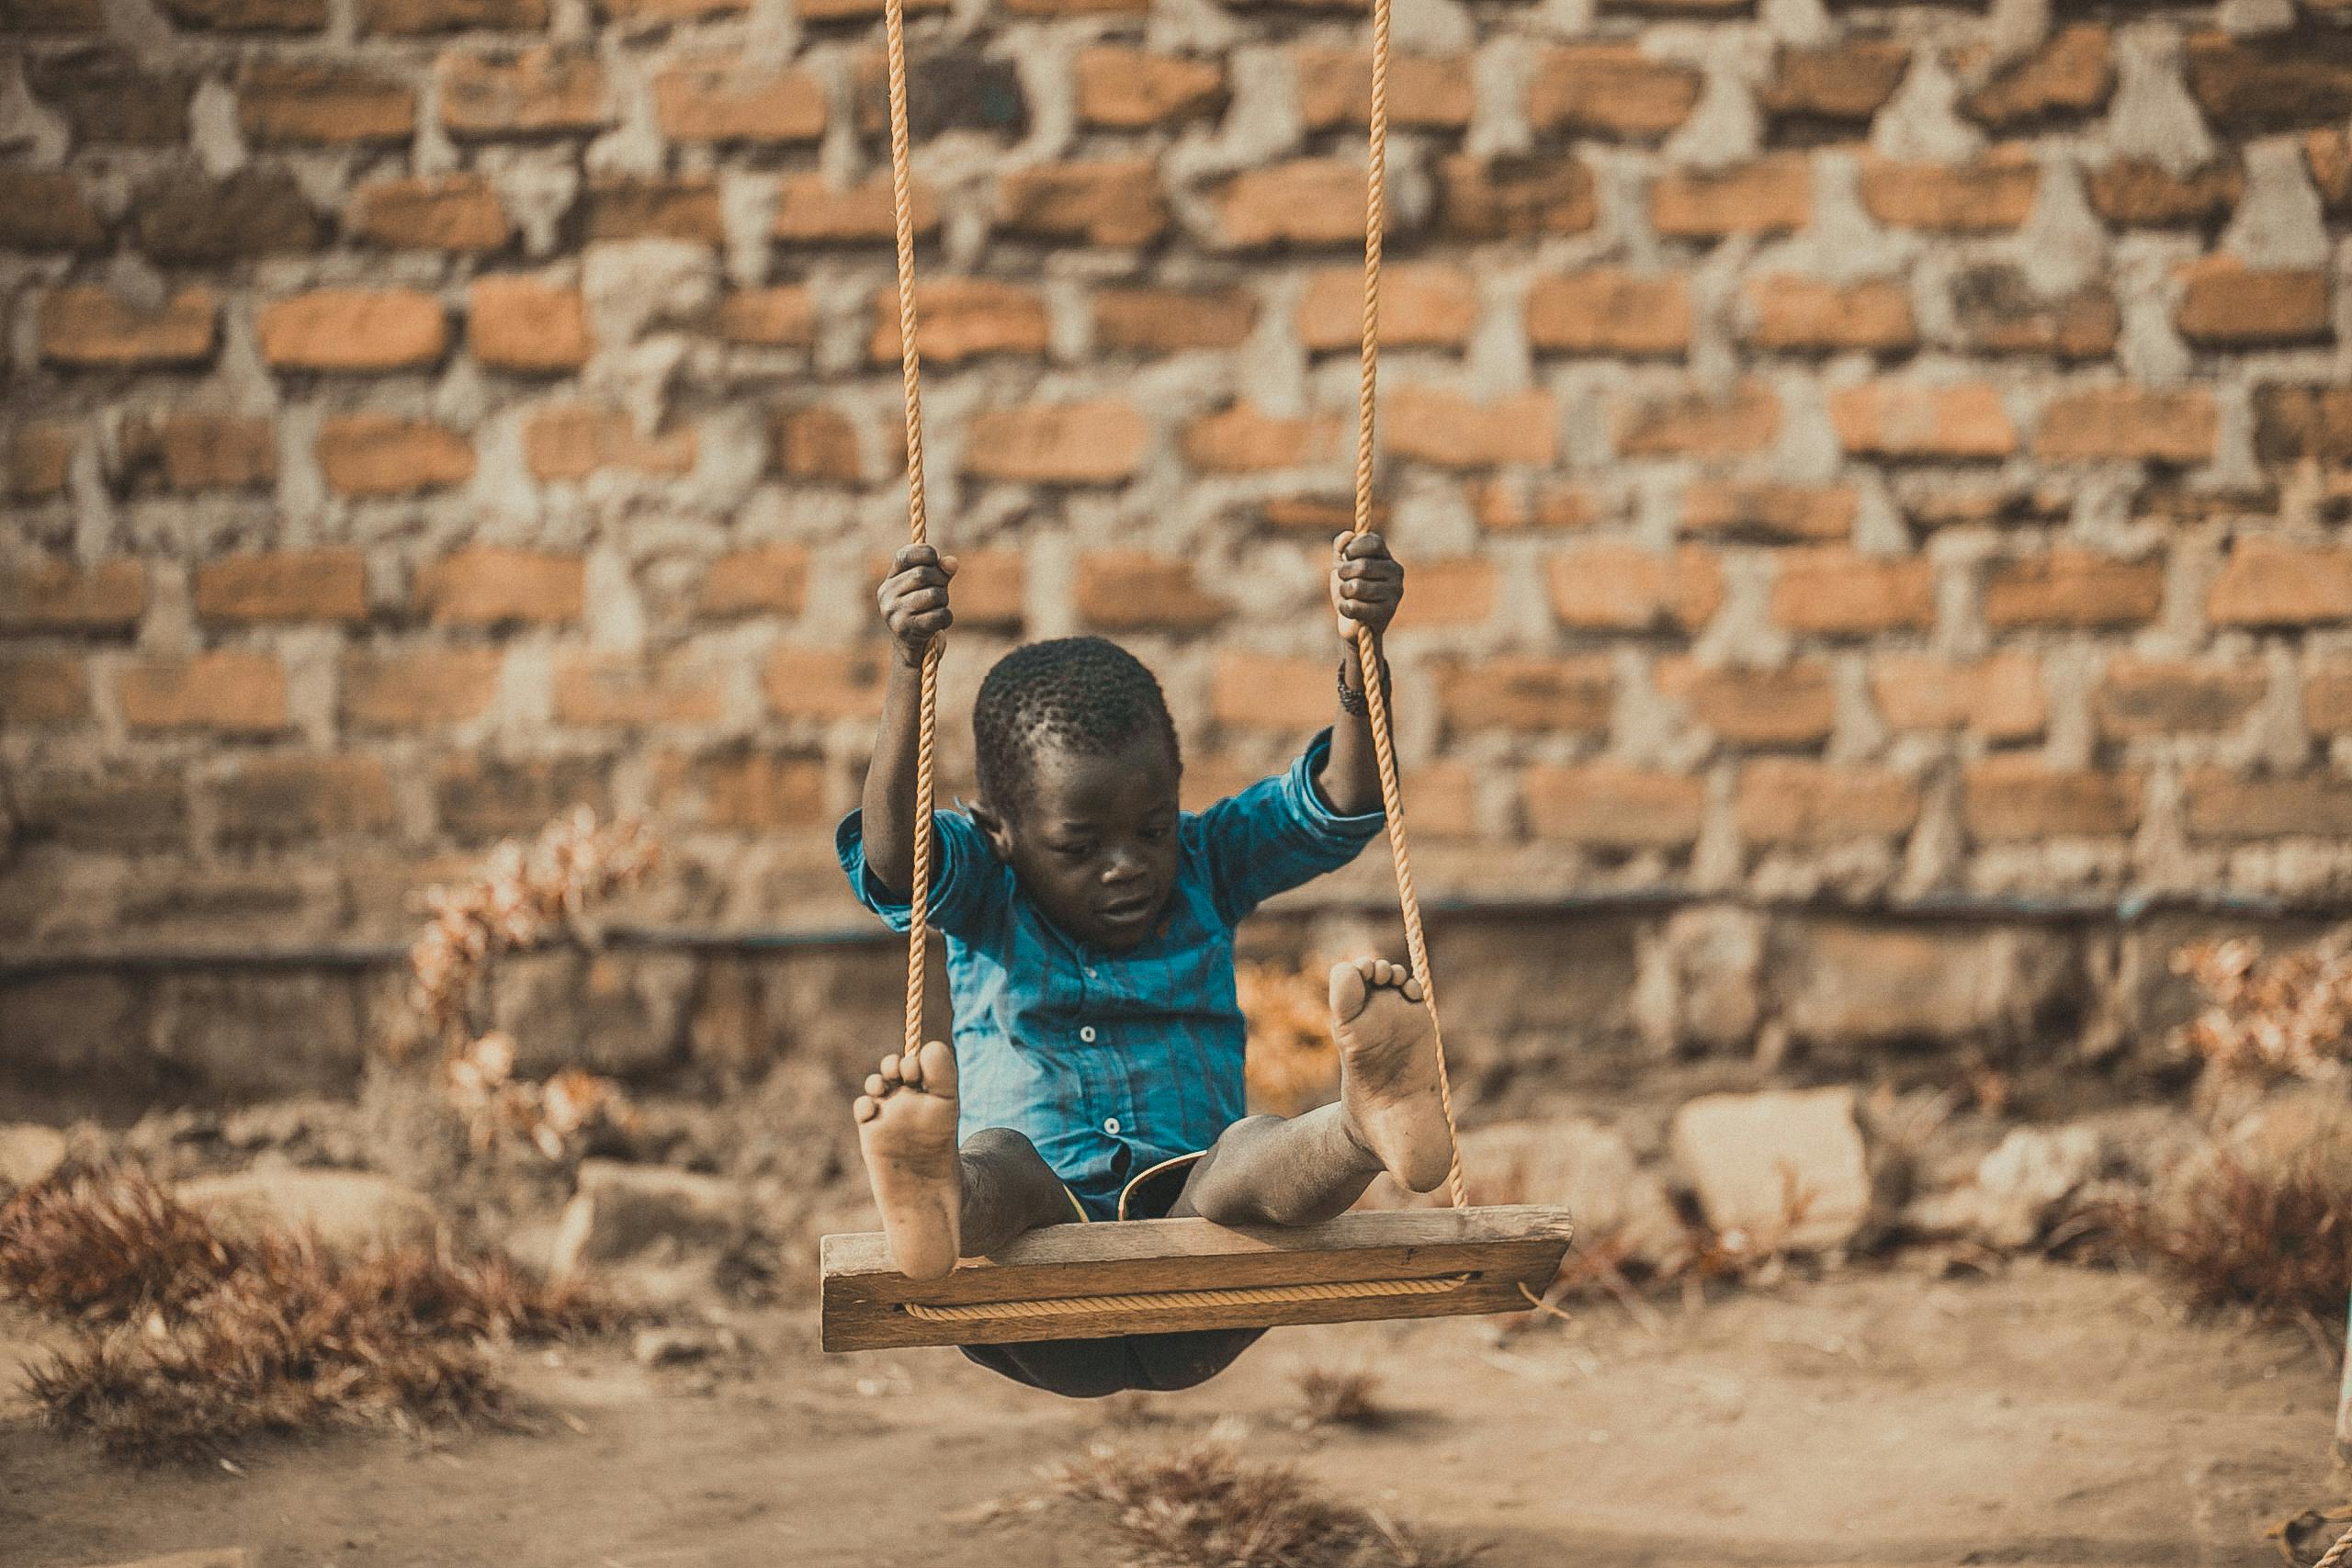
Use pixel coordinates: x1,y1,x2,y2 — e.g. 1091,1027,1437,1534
1045,1441,1479,1568
1288,1365,1390,1430
1241,963,1338,1117
2,1169,621,1462
2173,936,2352,1086
407,809,658,1159
2122,1142,2351,1325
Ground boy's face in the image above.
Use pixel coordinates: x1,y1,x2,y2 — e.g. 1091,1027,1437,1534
979,729,1182,953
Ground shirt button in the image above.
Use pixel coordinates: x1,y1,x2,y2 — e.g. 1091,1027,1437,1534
1084,967,1097,978
1080,1025,1097,1043
1103,1118,1121,1134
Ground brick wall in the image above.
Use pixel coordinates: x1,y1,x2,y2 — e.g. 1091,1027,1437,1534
5,0,2352,989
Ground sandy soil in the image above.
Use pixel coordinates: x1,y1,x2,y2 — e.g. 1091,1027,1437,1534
5,1259,2344,1568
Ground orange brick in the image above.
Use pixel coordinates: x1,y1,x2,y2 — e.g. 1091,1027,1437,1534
1657,659,1835,746
525,405,696,481
1435,154,1598,239
2254,387,2352,465
870,279,1048,365
1771,549,1934,637
1547,545,1723,633
2086,158,2243,228
1399,760,1480,840
1961,24,2113,128
196,548,367,624
361,0,547,30
1963,758,2140,840
1951,268,2120,359
210,754,397,842
2208,537,2352,628
0,558,146,631
2176,257,2332,348
1000,159,1167,247
673,749,827,831
346,175,511,251
2182,769,2352,841
0,655,90,725
1870,655,2045,741
1384,388,1555,468
719,287,816,348
1736,760,1917,846
772,407,864,483
1076,48,1224,127
1651,155,1810,239
1758,38,1911,123
1470,479,1601,532
1261,494,1394,534
1095,288,1258,354
1614,381,1780,458
1527,270,1691,357
2093,658,2264,739
436,755,609,841
1523,763,1706,850
554,652,723,727
1829,382,2017,460
1860,151,2039,231
1210,651,1333,729
1396,558,1498,628
119,649,288,733
585,176,723,243
2310,128,2352,214
10,422,76,498
1296,49,1470,131
653,61,823,142
761,645,891,721
1213,159,1384,249
238,60,413,144
317,415,475,497
0,170,103,252
1528,43,1701,138
967,400,1149,485
865,547,1023,632
342,646,503,728
1075,550,1227,631
1745,276,1917,355
469,276,591,372
773,173,938,244
39,287,218,368
1298,265,1476,352
1984,550,2165,629
1181,403,1340,474
1680,481,1856,544
1435,655,1611,734
2307,662,2352,732
697,543,809,619
2184,32,2352,134
259,288,447,372
438,47,608,138
998,0,1136,12
2038,387,2218,464
415,546,583,626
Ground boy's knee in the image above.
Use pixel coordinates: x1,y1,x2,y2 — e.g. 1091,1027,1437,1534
961,1125,1044,1165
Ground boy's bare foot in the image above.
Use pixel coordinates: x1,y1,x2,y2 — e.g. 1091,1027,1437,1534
1329,957,1453,1194
853,1040,962,1280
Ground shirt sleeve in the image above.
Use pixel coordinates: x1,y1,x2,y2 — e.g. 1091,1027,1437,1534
835,807,1001,939
1189,727,1386,928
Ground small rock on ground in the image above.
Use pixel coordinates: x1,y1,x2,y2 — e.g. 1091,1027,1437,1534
552,1158,752,1303
0,1122,69,1190
173,1168,442,1252
1670,1087,1871,1254
1905,1123,2106,1251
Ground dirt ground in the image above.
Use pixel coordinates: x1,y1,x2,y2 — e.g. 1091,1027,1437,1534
4,1258,2344,1568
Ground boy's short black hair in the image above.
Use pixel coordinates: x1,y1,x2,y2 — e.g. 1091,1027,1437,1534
973,637,1181,815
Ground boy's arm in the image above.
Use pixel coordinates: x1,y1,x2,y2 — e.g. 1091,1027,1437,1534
1318,531,1404,817
858,543,956,898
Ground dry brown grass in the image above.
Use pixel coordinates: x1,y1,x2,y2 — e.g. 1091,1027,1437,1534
1288,1365,1390,1430
2173,935,2352,1086
1045,1441,1481,1568
1241,962,1340,1118
2121,1144,2351,1326
1,1169,622,1462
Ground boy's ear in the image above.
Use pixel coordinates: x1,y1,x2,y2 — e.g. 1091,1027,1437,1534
967,798,1016,861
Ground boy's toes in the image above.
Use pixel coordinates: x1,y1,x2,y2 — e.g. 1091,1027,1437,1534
914,1038,957,1097
854,1094,879,1123
1329,958,1371,1022
877,1053,904,1085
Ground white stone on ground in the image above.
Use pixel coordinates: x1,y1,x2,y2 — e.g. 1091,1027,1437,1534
1670,1087,1871,1255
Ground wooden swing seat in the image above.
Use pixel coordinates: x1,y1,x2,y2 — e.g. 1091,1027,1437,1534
820,1203,1573,1351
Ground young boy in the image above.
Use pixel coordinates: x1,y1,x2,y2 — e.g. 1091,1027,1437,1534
835,534,1453,1396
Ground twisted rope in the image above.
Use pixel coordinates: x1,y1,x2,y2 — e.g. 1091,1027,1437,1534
1350,0,1468,1212
2316,1525,2352,1568
881,0,939,1062
902,1272,1474,1324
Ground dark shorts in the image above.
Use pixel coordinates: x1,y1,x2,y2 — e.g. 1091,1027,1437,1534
957,1151,1265,1399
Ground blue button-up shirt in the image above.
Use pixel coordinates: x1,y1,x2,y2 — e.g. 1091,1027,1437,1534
836,729,1385,1216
